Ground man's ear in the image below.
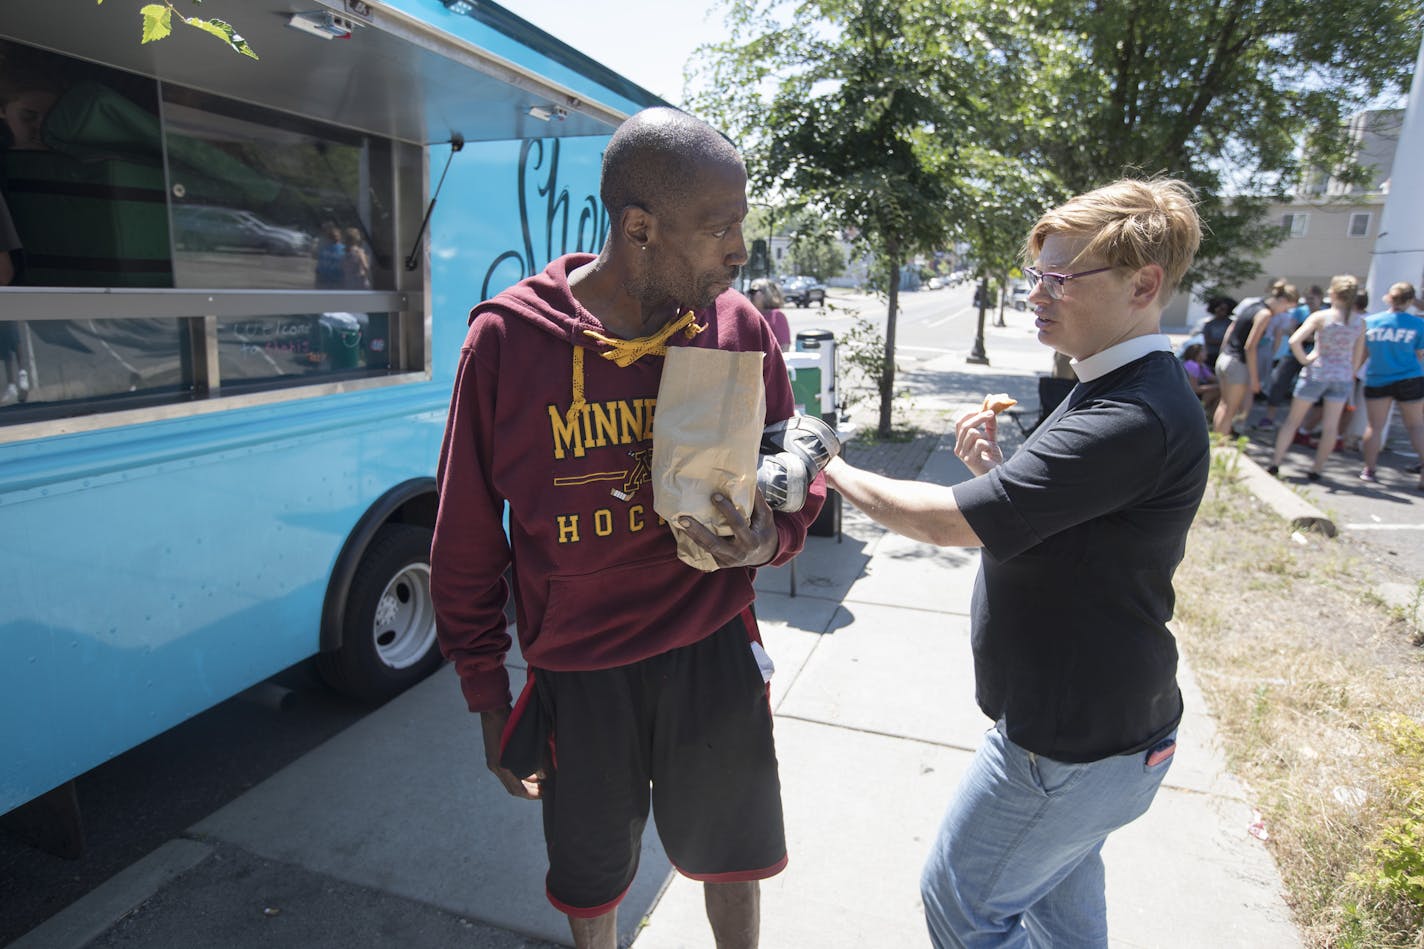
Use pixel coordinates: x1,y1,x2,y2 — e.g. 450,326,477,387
618,204,653,248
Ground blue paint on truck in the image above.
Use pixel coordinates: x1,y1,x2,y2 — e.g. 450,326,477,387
0,0,662,819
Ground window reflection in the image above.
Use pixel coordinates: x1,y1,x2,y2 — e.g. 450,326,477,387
1,40,170,288
0,318,187,411
0,37,412,427
218,313,391,386
162,89,392,292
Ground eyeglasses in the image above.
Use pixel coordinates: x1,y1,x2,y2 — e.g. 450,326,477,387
1023,265,1115,301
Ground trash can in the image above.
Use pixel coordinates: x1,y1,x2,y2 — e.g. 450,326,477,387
795,330,841,538
794,329,837,427
316,312,365,370
783,351,822,417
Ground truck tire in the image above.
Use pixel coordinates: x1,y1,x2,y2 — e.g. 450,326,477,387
318,524,442,703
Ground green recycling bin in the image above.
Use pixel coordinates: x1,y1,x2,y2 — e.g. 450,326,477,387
784,352,822,418
316,313,365,370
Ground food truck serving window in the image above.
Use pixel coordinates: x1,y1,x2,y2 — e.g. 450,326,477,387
0,36,424,431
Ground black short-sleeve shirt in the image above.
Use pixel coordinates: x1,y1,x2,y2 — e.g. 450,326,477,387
952,350,1210,762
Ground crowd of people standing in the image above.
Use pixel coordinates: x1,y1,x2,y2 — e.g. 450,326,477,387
1192,272,1424,490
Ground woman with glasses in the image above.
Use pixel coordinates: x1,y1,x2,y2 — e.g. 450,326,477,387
824,178,1208,949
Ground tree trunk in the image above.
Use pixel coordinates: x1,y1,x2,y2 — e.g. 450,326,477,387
878,244,901,439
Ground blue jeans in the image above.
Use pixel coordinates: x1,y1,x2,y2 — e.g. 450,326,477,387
921,722,1176,948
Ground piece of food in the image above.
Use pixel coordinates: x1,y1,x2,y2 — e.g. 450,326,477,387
981,393,1018,414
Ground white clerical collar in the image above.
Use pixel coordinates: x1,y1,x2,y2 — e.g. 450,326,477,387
1070,334,1172,382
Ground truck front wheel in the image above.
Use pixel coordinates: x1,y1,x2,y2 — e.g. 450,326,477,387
318,524,442,703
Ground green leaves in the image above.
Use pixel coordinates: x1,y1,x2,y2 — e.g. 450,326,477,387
105,1,257,58
184,17,258,59
139,3,172,42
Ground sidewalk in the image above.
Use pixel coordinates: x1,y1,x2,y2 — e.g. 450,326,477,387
12,319,1301,949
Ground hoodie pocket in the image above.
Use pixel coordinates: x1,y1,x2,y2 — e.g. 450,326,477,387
539,554,694,666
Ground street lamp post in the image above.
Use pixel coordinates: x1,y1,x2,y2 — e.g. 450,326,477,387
966,277,990,364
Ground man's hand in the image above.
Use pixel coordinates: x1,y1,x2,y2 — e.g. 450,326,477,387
954,408,1003,476
480,707,544,800
678,491,778,568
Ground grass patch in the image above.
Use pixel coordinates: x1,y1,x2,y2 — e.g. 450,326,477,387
1175,450,1424,948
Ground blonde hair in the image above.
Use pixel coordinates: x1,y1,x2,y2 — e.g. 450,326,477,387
1025,178,1202,295
1266,278,1298,303
1328,274,1358,309
1388,282,1416,306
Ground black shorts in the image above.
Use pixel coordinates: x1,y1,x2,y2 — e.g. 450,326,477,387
502,610,786,917
1266,355,1303,406
1364,376,1424,403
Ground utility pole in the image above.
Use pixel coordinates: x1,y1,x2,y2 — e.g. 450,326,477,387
1366,35,1424,299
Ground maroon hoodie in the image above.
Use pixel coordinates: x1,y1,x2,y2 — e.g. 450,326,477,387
432,254,825,714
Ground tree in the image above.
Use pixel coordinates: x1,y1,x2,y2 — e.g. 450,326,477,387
959,0,1423,292
783,213,846,280
691,0,968,437
938,147,1062,361
97,0,257,59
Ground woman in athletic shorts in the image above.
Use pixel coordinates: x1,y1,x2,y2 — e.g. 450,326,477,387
1267,274,1366,481
1360,282,1424,489
1213,280,1297,436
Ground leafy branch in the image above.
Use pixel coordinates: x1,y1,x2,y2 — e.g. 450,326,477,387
97,0,258,59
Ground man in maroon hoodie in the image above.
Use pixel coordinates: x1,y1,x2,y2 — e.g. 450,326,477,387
431,107,824,949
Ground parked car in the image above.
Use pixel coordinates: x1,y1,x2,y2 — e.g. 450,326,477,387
782,275,826,307
1010,281,1030,310
173,205,312,256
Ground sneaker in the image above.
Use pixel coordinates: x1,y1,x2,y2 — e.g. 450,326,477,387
1266,464,1280,476
1292,431,1313,448
0,383,16,406
1359,467,1378,484
1254,417,1277,430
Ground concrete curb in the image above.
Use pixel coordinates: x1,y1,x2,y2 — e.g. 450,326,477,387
10,838,213,949
1220,446,1337,537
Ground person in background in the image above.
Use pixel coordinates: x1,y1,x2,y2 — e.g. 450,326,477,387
1213,280,1297,436
748,277,791,351
1360,282,1424,489
824,178,1208,948
1266,275,1366,481
1199,295,1235,368
1181,341,1220,417
341,225,372,290
1256,285,1320,431
430,107,824,949
313,222,345,289
0,75,59,152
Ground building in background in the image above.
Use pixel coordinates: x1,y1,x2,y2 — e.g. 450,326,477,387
1164,107,1401,329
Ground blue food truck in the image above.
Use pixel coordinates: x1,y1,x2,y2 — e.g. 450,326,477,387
0,0,662,841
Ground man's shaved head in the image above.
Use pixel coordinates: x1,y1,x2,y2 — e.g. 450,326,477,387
601,107,743,219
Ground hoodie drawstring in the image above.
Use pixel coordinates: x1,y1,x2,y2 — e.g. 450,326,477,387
566,311,706,425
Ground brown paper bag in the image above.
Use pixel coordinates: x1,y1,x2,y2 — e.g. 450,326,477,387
652,346,766,571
